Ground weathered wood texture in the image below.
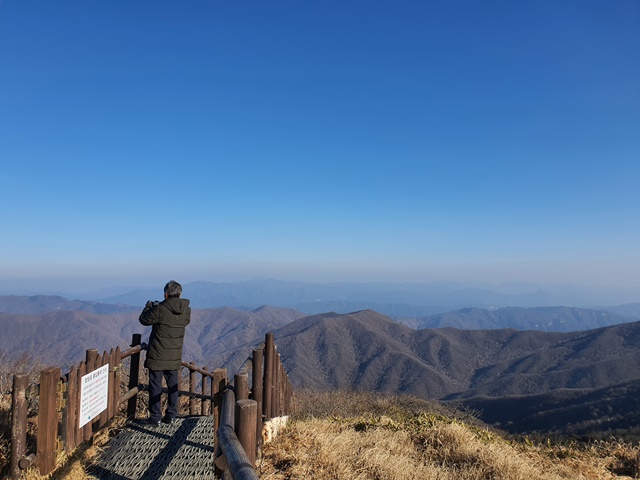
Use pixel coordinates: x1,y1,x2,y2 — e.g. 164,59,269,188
217,425,260,480
263,333,274,421
10,374,29,480
9,330,292,480
202,366,211,415
127,333,142,421
217,332,294,480
37,367,60,475
235,372,249,402
236,399,258,466
64,364,78,454
251,348,264,449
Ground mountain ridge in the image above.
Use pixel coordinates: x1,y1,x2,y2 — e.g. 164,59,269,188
0,304,306,366
273,310,640,401
416,306,636,332
3,295,640,434
2,294,638,333
86,279,640,310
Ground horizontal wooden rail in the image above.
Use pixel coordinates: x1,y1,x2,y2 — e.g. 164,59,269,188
121,342,147,359
9,330,292,480
215,333,293,479
217,425,259,480
181,360,217,378
118,384,144,405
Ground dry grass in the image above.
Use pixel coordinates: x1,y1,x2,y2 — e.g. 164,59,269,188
0,353,142,479
259,390,640,480
4,364,640,480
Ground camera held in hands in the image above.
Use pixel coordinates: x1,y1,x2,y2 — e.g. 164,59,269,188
146,300,160,308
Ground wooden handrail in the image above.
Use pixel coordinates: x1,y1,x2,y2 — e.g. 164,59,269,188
214,333,294,479
9,331,293,480
216,379,260,479
118,384,144,405
120,342,146,359
218,424,259,480
181,360,217,378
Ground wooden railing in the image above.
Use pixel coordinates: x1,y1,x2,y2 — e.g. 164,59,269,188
216,332,292,480
8,331,292,479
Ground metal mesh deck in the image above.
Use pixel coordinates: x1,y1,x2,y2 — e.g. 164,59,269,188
90,416,216,480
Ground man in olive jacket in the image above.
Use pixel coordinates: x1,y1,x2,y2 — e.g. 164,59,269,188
139,280,191,425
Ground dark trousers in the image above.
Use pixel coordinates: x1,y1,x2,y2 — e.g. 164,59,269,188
148,369,179,421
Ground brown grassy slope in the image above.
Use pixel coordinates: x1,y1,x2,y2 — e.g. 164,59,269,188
259,390,640,480
461,379,640,437
3,386,640,479
274,310,640,400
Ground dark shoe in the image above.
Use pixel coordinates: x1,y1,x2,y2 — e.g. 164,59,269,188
162,416,175,425
141,418,161,427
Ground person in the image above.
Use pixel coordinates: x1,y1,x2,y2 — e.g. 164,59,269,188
139,280,191,426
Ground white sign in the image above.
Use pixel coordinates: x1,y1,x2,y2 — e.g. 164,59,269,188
79,363,109,428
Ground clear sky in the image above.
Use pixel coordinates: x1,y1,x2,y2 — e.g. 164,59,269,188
1,1,639,293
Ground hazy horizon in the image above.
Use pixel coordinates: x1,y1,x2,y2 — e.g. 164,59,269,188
1,2,638,295
1,275,639,306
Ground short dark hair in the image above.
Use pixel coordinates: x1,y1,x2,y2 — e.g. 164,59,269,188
164,280,182,298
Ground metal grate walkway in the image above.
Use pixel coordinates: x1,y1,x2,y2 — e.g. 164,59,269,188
90,416,216,480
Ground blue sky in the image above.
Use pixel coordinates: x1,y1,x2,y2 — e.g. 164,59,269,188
1,1,639,293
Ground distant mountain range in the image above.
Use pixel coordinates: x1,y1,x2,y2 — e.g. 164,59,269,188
2,294,640,434
2,294,637,333
0,295,137,315
93,279,640,311
413,306,638,332
271,310,640,435
0,300,304,367
273,310,640,399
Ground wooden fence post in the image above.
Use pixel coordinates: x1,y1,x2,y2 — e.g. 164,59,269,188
37,367,61,475
235,399,258,467
252,348,263,449
127,334,142,421
213,368,227,480
202,367,210,415
263,333,274,421
63,365,78,454
190,362,197,415
10,374,29,479
275,353,282,417
107,349,116,421
114,347,121,417
99,350,109,427
271,346,279,419
235,372,249,402
279,359,286,416
212,368,227,425
76,361,86,442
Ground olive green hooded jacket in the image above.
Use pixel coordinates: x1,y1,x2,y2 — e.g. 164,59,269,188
139,296,191,371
